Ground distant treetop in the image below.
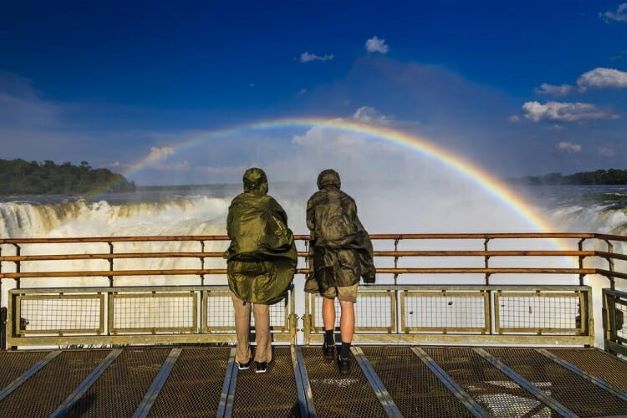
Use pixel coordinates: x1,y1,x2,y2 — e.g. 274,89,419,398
513,169,627,185
0,158,136,195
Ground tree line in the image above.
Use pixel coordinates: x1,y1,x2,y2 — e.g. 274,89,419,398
514,168,627,185
0,159,136,195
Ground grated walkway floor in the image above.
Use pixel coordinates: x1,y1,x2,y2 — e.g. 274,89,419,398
0,346,626,418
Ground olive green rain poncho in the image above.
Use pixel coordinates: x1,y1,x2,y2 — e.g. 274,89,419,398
226,168,297,305
305,169,375,294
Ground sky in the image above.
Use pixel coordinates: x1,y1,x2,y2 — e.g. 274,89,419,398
0,0,626,185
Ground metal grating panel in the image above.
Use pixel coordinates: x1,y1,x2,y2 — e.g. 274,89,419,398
547,349,627,392
401,291,488,332
65,348,169,417
488,348,627,417
496,292,581,334
232,347,299,417
301,346,386,417
0,351,49,389
17,295,103,335
362,346,473,417
0,350,108,417
311,291,394,333
149,347,230,417
425,347,551,417
112,292,196,333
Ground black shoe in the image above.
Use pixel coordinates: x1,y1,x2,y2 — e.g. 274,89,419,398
337,355,351,375
237,359,252,370
255,361,268,374
322,343,336,360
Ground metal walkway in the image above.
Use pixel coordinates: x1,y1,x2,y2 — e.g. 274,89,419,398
0,346,626,418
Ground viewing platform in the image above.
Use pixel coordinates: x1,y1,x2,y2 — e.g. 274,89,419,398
0,233,625,417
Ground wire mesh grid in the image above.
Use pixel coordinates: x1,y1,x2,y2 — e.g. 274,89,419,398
488,348,627,417
497,292,580,333
205,291,235,330
18,296,102,333
425,347,551,417
616,296,626,341
402,291,487,332
205,291,288,332
311,292,393,332
112,293,195,332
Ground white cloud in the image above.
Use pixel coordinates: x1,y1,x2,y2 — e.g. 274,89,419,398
365,36,389,54
353,106,390,124
536,83,576,96
599,147,616,157
577,67,627,89
556,141,582,153
521,101,618,122
537,67,627,95
297,88,307,96
600,3,627,23
300,52,334,63
145,146,175,162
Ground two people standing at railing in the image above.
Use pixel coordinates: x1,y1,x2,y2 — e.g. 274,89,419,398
225,168,375,375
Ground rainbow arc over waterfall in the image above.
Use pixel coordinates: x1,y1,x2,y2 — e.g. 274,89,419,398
103,117,558,234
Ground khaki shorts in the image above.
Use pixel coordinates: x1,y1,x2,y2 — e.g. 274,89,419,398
321,283,358,303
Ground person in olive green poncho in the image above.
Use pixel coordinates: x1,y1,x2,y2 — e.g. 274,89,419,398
226,168,297,373
305,169,375,375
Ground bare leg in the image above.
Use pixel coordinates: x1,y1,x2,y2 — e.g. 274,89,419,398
252,303,272,363
322,297,336,331
339,300,355,343
230,292,252,364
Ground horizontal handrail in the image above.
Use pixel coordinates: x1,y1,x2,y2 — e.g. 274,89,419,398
3,232,625,245
0,250,602,262
0,267,601,280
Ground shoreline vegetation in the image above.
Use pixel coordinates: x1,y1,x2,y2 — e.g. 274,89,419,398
0,158,625,196
0,159,136,195
509,169,627,186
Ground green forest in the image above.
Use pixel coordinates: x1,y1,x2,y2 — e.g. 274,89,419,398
0,159,136,195
515,169,627,185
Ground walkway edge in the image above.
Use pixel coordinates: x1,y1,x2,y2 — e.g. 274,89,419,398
216,347,238,418
473,348,579,418
0,350,61,402
291,345,317,418
50,348,123,418
536,349,627,402
352,346,403,418
411,347,488,418
132,347,182,418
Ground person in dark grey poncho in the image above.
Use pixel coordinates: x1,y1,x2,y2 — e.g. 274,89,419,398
305,169,375,374
226,168,297,373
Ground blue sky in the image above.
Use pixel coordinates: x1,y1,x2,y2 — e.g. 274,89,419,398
0,0,626,185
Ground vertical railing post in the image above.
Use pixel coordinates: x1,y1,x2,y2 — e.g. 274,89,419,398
578,238,586,286
107,242,114,287
605,240,615,290
199,240,205,286
393,238,400,286
484,238,490,285
13,244,20,290
0,244,5,351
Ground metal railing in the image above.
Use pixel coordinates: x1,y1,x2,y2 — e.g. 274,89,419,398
0,232,624,349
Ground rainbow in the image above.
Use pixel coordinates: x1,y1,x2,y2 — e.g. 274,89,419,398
114,117,556,234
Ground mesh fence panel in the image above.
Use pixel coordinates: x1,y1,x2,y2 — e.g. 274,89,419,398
112,293,195,332
402,292,486,331
497,293,580,333
19,296,101,333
